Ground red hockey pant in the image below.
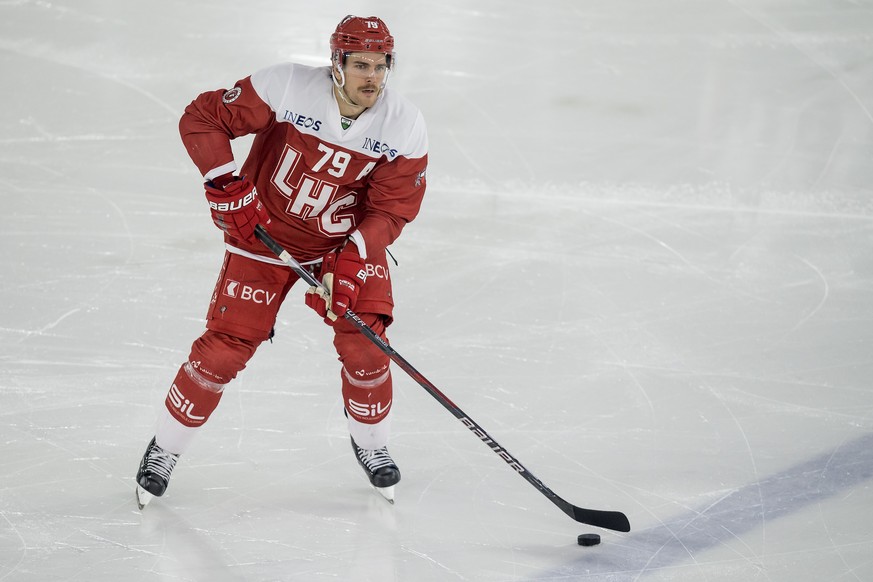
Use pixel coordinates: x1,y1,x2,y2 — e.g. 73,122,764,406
163,250,394,429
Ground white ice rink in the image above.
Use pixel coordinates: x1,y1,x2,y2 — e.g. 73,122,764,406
2,1,873,580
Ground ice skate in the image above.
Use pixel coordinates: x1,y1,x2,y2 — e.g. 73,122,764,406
351,436,401,504
135,437,180,509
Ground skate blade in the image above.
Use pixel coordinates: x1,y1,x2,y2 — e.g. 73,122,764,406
135,485,154,510
374,484,395,504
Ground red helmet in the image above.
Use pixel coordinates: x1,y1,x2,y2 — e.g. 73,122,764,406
330,15,394,62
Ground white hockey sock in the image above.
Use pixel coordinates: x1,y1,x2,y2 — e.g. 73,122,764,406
348,414,391,450
154,403,201,455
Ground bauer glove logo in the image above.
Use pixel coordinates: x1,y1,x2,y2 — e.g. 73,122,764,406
208,191,257,213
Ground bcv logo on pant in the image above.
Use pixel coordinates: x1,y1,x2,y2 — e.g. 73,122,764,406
223,279,277,305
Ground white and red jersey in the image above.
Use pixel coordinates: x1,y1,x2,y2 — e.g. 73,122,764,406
180,63,428,263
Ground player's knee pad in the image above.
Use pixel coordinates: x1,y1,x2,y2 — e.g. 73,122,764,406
163,330,259,428
188,330,259,384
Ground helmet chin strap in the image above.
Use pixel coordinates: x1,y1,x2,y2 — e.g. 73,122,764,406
331,59,389,113
332,64,364,111
335,82,364,109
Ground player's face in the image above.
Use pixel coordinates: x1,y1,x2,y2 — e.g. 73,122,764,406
341,52,390,107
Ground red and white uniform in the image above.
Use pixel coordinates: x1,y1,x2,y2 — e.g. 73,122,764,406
155,64,428,454
180,63,428,264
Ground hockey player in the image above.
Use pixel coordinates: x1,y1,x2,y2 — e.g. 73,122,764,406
134,15,428,508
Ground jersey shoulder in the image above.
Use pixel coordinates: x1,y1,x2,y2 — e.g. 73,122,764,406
248,61,427,160
250,63,332,111
368,89,428,159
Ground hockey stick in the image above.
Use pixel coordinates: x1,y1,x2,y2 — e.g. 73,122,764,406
254,225,631,532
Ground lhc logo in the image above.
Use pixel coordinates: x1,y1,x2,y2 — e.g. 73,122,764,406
347,398,391,418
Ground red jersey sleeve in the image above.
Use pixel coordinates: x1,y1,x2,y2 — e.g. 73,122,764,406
179,77,274,181
355,154,428,255
354,111,429,257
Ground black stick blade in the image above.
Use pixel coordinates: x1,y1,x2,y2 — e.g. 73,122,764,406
573,507,631,532
554,497,631,532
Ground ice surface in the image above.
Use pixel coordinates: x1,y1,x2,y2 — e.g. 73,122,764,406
2,1,873,580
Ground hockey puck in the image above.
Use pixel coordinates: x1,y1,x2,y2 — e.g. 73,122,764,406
577,533,601,546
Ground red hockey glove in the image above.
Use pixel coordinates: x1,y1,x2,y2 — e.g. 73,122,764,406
204,176,270,242
305,243,367,323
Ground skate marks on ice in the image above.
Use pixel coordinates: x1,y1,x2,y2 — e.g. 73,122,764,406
521,431,873,580
0,478,403,582
407,180,873,580
130,483,403,582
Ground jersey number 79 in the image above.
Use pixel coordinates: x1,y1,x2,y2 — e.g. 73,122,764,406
270,144,376,236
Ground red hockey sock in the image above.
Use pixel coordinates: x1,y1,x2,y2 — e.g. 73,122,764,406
342,367,392,425
164,363,225,428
